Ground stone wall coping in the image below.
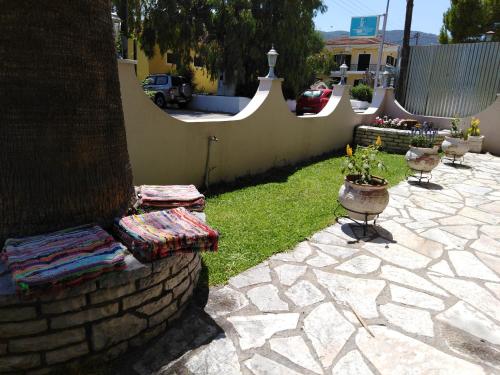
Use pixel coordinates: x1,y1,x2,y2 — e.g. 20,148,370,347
0,252,202,373
0,212,206,304
357,125,449,135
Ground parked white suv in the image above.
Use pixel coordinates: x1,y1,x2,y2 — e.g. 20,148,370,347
142,74,193,108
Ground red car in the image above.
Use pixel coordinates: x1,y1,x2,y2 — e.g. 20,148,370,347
296,89,332,116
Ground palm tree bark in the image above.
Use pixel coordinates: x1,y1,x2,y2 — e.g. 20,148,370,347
0,0,134,243
396,0,414,103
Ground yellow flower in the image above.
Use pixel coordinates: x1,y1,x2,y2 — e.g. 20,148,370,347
471,117,480,127
346,144,353,157
375,136,382,147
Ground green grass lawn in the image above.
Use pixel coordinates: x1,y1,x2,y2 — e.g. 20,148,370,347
202,152,407,286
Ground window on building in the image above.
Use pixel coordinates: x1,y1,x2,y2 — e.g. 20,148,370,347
333,54,352,68
167,52,179,65
194,55,204,68
386,55,396,66
353,79,361,86
357,54,371,71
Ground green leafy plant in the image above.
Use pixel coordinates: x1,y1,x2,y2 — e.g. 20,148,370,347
410,135,434,147
450,116,467,139
342,137,386,185
143,89,156,100
409,123,437,148
468,117,481,136
351,84,373,102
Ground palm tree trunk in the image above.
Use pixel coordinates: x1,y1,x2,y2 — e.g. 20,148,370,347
0,0,134,243
396,0,414,103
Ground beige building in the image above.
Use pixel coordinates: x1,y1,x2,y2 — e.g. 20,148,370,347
326,37,400,86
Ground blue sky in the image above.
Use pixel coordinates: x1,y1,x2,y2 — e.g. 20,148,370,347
314,0,450,34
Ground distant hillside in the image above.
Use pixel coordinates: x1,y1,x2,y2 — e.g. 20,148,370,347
320,30,438,46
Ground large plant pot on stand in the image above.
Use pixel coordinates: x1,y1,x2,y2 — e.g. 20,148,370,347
441,136,469,164
467,135,484,153
405,146,441,183
337,175,389,236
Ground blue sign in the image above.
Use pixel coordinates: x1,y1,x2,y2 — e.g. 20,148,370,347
350,16,379,38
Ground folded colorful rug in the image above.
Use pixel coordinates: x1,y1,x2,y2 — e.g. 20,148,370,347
2,225,127,295
137,185,205,212
115,207,218,262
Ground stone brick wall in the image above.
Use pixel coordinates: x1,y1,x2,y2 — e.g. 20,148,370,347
354,125,447,154
0,252,201,374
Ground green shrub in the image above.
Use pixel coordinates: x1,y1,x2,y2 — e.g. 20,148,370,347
351,84,373,102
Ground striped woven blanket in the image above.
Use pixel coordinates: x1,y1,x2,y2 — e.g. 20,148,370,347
114,207,218,262
137,185,205,212
2,226,127,295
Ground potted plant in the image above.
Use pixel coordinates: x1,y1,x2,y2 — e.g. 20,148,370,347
405,123,441,173
339,136,389,221
467,117,484,153
441,116,469,158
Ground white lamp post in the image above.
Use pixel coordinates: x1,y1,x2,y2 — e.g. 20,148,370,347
111,11,122,58
340,63,348,85
485,31,495,42
266,45,279,78
383,70,390,88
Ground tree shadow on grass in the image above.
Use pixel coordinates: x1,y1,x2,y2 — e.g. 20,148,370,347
204,148,345,197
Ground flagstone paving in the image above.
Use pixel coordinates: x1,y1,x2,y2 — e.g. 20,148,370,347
130,153,500,375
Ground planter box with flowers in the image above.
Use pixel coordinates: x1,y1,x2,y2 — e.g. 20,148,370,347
354,115,447,154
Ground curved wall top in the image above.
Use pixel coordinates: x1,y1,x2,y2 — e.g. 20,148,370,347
384,88,500,155
118,60,387,186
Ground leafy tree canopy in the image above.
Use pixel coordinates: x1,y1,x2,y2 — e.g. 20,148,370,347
306,49,339,79
442,0,499,42
121,0,327,98
438,25,450,44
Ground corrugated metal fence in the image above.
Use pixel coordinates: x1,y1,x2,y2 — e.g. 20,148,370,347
401,42,500,117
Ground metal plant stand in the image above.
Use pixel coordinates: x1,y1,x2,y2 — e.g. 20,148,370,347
406,169,432,184
334,200,382,240
443,154,465,165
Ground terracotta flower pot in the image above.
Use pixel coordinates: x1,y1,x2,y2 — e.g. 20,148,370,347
467,135,484,153
441,136,469,157
338,175,389,221
405,146,441,172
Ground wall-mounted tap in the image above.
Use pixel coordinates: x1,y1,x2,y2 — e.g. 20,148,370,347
204,135,219,192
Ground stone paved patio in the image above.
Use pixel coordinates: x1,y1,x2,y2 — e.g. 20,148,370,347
127,153,500,375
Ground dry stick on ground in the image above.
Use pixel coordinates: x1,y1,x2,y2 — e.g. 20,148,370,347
306,235,376,337
346,301,375,338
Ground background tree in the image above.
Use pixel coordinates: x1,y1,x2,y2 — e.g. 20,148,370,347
204,0,327,98
139,1,211,69
443,0,486,42
112,0,143,58
138,0,327,99
439,25,450,44
307,49,339,80
0,1,134,243
484,0,500,41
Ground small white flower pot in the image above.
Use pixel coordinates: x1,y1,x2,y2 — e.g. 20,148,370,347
467,135,484,153
405,146,441,172
441,136,469,158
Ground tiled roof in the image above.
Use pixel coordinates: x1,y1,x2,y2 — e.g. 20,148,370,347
325,37,398,46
